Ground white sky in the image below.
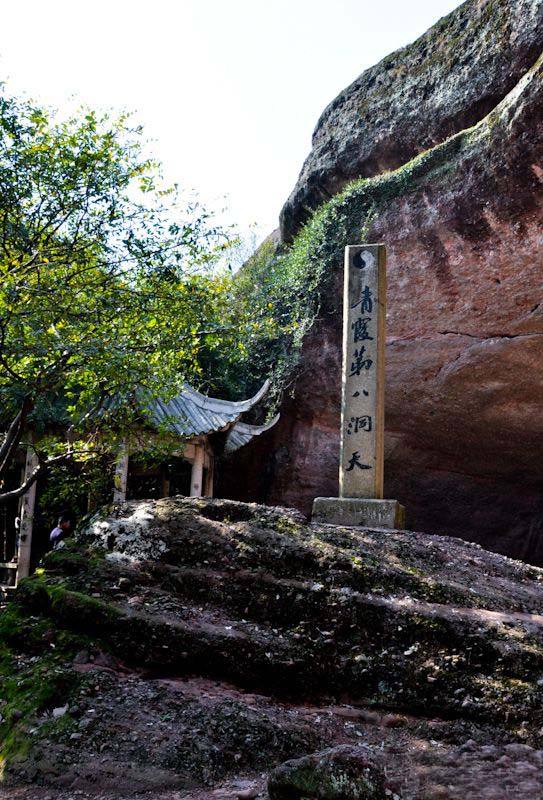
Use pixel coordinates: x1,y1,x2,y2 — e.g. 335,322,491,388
1,0,461,240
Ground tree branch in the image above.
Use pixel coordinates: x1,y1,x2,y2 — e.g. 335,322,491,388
0,449,89,505
0,396,33,478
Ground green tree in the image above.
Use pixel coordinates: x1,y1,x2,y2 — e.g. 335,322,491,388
0,89,242,502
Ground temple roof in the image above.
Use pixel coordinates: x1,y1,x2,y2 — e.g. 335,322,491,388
145,380,271,437
224,414,280,454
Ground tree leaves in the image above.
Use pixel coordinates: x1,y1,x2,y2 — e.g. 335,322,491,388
0,88,265,497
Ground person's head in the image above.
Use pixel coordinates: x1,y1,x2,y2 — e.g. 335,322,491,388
57,514,71,531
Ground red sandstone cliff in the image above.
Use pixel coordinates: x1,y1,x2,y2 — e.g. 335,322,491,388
221,4,543,565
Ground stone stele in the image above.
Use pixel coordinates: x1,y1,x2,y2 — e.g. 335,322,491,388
312,497,405,529
312,244,404,529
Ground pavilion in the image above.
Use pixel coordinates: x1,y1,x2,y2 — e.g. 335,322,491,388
111,379,278,503
5,380,278,587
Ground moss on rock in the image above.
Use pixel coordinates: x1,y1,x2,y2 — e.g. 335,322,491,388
268,745,386,799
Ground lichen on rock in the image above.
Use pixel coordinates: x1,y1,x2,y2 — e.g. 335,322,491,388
2,497,543,797
268,745,386,800
279,0,543,242
81,501,170,563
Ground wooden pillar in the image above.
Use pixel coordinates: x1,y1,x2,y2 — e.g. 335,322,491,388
190,442,204,497
204,455,214,498
160,465,170,499
113,441,129,504
16,444,39,582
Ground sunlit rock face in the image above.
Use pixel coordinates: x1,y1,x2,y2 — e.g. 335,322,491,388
222,6,543,565
279,0,543,243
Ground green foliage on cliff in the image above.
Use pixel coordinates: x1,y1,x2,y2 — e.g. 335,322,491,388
204,218,333,408
226,123,477,409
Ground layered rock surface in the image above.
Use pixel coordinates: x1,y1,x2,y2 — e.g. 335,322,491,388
226,5,543,564
280,0,543,242
3,498,543,799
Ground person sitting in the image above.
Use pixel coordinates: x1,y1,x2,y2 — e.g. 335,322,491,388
49,514,71,549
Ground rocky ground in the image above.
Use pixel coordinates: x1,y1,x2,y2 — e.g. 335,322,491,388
1,497,543,799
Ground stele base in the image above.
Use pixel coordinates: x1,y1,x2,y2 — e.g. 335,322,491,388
312,497,405,530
